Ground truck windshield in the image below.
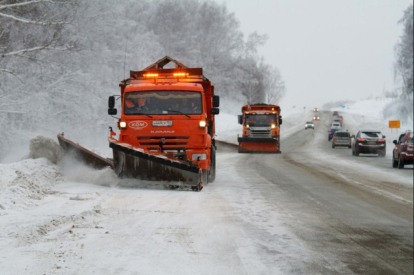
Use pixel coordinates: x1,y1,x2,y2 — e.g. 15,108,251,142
124,91,202,115
245,114,276,127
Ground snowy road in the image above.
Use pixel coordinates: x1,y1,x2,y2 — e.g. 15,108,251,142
1,113,412,275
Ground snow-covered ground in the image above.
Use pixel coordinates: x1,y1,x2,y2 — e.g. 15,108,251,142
1,99,412,274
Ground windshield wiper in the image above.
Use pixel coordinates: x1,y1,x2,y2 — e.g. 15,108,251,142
165,110,191,118
134,113,153,118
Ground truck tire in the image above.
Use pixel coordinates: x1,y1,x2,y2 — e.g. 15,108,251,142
355,148,359,156
398,156,404,169
392,156,398,168
208,146,216,183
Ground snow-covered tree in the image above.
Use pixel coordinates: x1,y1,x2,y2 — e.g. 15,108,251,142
390,4,414,123
395,4,413,98
0,0,286,158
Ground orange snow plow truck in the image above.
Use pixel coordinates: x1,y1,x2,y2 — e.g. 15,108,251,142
58,56,219,191
237,103,282,153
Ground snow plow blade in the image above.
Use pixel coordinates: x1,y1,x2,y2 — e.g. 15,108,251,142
57,134,113,169
238,137,281,153
109,139,203,191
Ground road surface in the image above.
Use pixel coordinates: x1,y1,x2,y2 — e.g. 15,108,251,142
0,112,412,275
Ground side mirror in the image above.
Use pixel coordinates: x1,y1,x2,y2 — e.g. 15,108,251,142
213,95,220,108
108,96,115,108
238,115,242,125
383,135,386,138
211,107,220,115
108,108,117,115
279,116,283,125
393,140,397,145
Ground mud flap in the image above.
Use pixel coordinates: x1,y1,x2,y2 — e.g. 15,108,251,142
238,137,280,153
57,134,113,169
110,142,202,189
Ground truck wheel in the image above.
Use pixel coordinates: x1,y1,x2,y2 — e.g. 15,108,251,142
332,144,335,148
355,149,359,156
202,169,209,185
392,156,398,168
398,156,404,169
352,149,355,156
379,151,386,157
208,146,216,183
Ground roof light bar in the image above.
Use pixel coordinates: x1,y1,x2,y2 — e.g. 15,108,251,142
173,72,189,77
143,73,159,78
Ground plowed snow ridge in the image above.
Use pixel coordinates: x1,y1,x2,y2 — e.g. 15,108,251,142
0,158,62,213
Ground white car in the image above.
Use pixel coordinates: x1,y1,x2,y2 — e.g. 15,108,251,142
305,121,315,130
331,122,342,130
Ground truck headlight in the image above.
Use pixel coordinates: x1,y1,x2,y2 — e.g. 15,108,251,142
192,154,207,161
271,124,276,129
120,121,127,128
199,121,206,127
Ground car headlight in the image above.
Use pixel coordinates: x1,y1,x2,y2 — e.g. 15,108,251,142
120,121,127,128
192,154,206,161
199,121,206,127
271,124,276,129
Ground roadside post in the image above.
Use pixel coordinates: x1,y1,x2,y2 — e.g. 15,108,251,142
389,120,400,133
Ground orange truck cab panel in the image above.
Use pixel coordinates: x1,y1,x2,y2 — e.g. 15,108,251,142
237,104,282,153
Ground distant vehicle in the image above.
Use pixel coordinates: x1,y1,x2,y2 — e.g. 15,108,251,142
332,111,339,116
333,119,342,127
332,131,351,148
392,130,414,169
328,128,339,141
305,121,314,130
331,122,341,130
313,116,320,121
351,130,386,157
338,116,343,124
313,108,319,112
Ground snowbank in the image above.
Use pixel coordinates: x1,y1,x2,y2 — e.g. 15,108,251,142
0,158,62,213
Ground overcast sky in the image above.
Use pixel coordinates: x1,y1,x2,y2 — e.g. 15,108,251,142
220,0,412,109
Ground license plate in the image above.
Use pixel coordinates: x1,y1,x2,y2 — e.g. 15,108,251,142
152,121,172,127
367,141,376,145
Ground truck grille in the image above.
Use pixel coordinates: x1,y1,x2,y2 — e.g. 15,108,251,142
249,129,271,138
137,136,189,151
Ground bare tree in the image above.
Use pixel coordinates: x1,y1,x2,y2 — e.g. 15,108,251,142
0,0,77,78
394,4,413,98
265,67,285,104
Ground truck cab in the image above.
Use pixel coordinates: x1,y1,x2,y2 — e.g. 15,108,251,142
237,104,282,153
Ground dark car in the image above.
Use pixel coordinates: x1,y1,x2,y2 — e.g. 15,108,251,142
392,130,414,169
332,131,351,148
351,130,386,157
328,128,338,141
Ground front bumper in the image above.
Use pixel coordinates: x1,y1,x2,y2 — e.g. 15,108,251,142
357,144,385,153
333,141,350,146
238,137,277,143
400,152,414,163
